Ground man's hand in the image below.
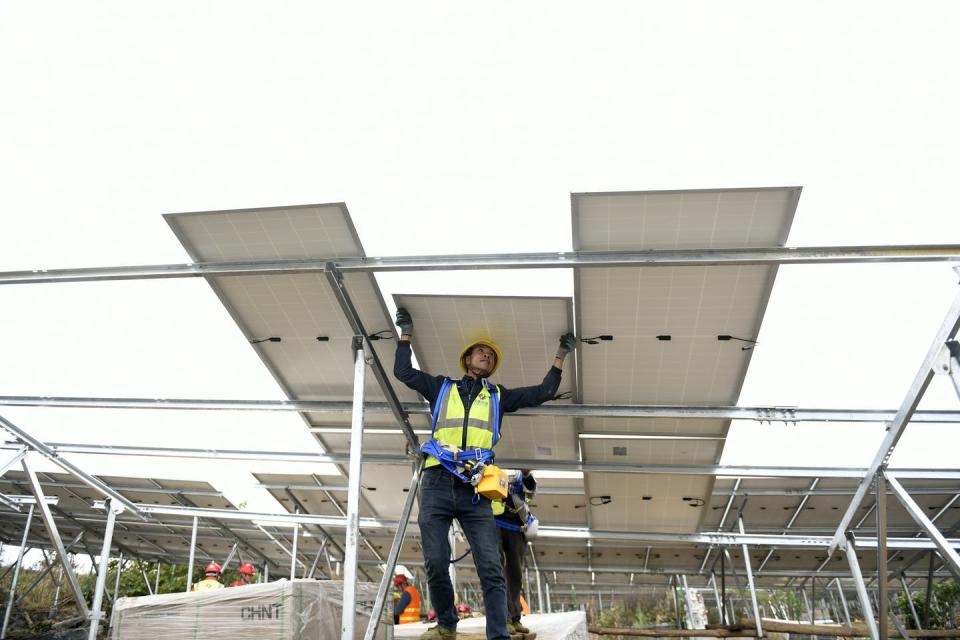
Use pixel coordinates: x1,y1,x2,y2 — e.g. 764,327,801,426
395,308,413,338
556,333,577,360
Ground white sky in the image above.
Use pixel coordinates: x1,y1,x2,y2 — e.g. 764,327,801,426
1,1,959,538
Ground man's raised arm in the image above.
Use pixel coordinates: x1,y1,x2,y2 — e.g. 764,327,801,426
499,333,576,413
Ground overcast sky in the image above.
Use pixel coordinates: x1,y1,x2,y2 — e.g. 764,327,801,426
1,2,958,543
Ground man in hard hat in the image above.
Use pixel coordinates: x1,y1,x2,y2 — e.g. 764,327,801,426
393,573,422,624
192,561,225,591
229,563,256,587
495,469,538,635
394,307,575,640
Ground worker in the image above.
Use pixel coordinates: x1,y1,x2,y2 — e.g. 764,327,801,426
393,573,422,625
394,307,575,640
456,603,472,620
229,562,256,587
192,561,225,591
495,469,538,635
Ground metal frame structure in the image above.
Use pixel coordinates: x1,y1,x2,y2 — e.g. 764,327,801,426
0,245,958,639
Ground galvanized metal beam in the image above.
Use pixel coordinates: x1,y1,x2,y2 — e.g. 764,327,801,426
18,439,960,479
829,285,960,554
886,474,960,580
325,267,420,449
2,245,959,285
0,416,145,519
5,394,960,423
21,458,90,619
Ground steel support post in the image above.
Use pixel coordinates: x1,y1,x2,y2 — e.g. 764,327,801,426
811,580,817,625
341,337,366,640
363,458,423,640
290,514,299,580
834,578,852,626
738,517,763,637
876,473,888,640
111,554,124,602
671,576,682,629
709,572,722,624
137,559,153,595
720,552,727,625
185,516,198,593
923,553,934,628
50,565,64,618
545,581,552,613
830,285,960,554
536,569,544,614
899,572,922,630
1,504,34,639
887,474,960,579
88,499,119,640
154,563,160,594
21,457,90,619
845,533,880,640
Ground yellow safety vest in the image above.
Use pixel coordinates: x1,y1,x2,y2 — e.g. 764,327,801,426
192,578,225,591
426,379,501,469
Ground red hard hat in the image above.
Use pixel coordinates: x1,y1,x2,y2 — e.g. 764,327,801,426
393,574,407,586
204,561,222,576
456,603,470,613
427,610,437,621
238,563,255,576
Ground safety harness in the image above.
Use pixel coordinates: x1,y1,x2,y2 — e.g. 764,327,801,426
419,377,501,484
494,471,539,537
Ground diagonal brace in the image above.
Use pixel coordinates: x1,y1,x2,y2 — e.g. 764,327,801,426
829,285,960,554
21,457,90,618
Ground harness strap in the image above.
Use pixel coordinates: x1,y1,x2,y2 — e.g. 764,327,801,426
419,439,495,483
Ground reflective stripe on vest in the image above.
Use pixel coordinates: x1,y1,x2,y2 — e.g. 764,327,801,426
399,585,421,624
425,378,501,469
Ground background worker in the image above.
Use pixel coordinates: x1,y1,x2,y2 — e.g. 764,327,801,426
192,561,225,591
394,573,422,625
394,307,576,640
229,562,256,587
495,469,538,635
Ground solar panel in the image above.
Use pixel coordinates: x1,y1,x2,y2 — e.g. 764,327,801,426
572,187,800,535
165,203,423,443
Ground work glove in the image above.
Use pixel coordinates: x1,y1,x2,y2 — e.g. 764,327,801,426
395,308,413,337
556,333,577,360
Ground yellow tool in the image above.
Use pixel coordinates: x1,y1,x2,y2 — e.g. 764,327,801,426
475,464,508,500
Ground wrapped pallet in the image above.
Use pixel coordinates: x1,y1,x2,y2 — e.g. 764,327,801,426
110,579,390,640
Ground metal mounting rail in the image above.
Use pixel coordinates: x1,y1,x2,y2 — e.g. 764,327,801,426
9,440,960,479
1,245,959,284
3,395,960,423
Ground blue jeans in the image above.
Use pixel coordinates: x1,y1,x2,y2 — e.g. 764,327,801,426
418,467,509,640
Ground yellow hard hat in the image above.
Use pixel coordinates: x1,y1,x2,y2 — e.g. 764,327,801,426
459,338,503,375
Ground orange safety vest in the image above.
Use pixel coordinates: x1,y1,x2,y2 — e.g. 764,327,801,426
399,585,421,624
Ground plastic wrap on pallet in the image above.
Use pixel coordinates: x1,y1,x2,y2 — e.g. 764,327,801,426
109,579,390,640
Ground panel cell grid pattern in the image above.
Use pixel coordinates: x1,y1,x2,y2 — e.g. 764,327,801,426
572,187,799,535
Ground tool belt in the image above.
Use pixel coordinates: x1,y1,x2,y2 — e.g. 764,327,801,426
420,439,508,500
